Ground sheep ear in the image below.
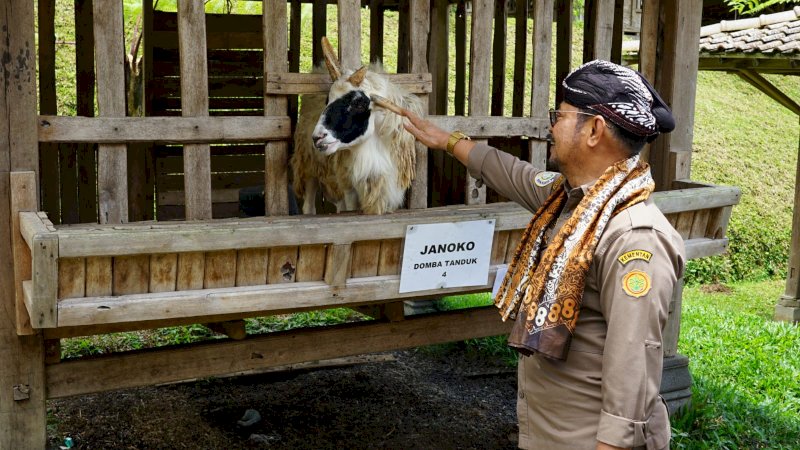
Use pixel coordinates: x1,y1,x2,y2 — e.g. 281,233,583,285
348,66,368,87
321,36,341,81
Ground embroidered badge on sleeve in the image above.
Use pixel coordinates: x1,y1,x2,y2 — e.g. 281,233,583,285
533,171,559,187
622,270,652,298
618,250,653,265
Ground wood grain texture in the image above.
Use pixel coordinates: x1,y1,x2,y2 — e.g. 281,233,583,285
93,0,128,223
324,244,351,288
267,246,298,284
377,239,402,276
177,252,205,291
113,255,150,296
296,245,327,282
235,248,268,286
264,0,290,216
337,0,361,68
58,259,86,300
204,250,237,289
85,257,112,297
529,0,554,169
149,253,178,293
351,241,381,278
10,172,37,334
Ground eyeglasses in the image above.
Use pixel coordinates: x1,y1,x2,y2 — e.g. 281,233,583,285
548,109,598,127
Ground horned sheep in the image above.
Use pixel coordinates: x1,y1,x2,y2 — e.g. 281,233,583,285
290,38,424,215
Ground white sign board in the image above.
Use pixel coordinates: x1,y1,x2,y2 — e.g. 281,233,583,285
399,219,495,293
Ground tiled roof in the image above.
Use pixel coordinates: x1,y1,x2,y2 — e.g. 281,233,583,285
622,7,800,56
699,7,800,55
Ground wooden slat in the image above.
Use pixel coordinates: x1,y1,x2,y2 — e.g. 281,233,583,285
555,0,573,106
512,0,528,117
150,30,263,50
93,0,128,224
409,0,430,210
39,0,60,225
296,245,327,282
267,246,299,284
685,238,729,260
529,0,554,169
397,0,410,72
429,116,547,139
58,259,86,299
113,255,149,296
674,211,694,240
85,257,112,297
149,253,178,293
235,248,268,286
378,239,402,276
454,1,467,116
264,0,289,216
324,244,351,288
338,0,361,68
176,252,205,290
591,0,615,61
638,0,659,83
369,0,383,64
10,172,37,334
652,185,741,214
31,233,59,328
312,0,327,66
204,250,237,289
505,229,523,263
38,116,291,143
490,231,510,265
47,306,512,399
429,0,449,114
490,0,507,117
351,241,381,278
266,72,432,95
689,208,710,239
178,0,212,221
611,0,624,63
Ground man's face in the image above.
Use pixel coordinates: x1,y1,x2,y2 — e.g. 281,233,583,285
547,103,584,172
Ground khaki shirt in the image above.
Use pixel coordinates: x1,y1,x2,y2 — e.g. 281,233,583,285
468,144,685,450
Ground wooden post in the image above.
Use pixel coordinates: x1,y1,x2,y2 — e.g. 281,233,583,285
264,0,290,216
466,0,493,205
555,0,573,107
94,0,129,224
178,0,213,220
0,0,47,446
490,0,507,118
409,0,429,209
775,121,800,322
429,0,448,115
312,0,327,67
650,0,701,190
39,0,60,224
512,0,528,117
370,0,384,64
454,1,467,117
529,0,554,170
10,173,37,335
76,0,98,223
338,0,361,69
590,0,615,61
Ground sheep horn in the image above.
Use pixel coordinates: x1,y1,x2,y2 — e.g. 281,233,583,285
321,36,341,81
348,66,368,87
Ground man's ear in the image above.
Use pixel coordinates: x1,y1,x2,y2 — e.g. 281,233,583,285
586,115,607,148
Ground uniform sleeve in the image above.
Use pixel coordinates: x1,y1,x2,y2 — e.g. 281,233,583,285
594,227,683,449
466,142,556,213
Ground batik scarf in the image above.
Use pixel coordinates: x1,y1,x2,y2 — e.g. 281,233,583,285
494,155,655,360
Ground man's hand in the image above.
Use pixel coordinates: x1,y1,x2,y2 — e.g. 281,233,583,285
399,108,450,151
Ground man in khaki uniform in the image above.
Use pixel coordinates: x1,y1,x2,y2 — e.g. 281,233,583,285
397,60,685,450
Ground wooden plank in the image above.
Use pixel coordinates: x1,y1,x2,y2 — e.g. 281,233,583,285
47,306,512,399
264,0,290,216
505,229,523,263
397,0,410,73
429,0,448,114
177,252,205,290
378,239,402,276
204,250,237,289
490,231,510,265
265,73,433,96
149,253,178,293
783,131,800,300
651,185,741,214
85,257,112,297
689,208,710,239
338,0,361,68
10,172,37,334
59,143,80,224
39,0,60,224
178,0,212,221
296,245,327,282
674,211,694,240
611,0,624,63
19,212,48,249
591,0,615,61
351,241,381,278
31,233,59,328
705,206,734,240
312,0,327,66
685,238,729,260
58,259,86,300
529,0,554,169
204,320,247,340
150,30,263,50
159,154,269,174
76,0,96,224
94,0,128,224
39,116,291,144
409,0,430,210
490,0,507,117
369,0,383,64
454,1,467,116
268,246,299,284
430,116,547,139
324,244,352,288
113,255,149,296
235,248,268,286
555,0,573,106
472,0,500,207
56,203,538,258
638,0,659,83
44,338,61,365
512,0,528,117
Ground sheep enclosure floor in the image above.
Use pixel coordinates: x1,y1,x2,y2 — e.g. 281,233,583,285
46,346,519,449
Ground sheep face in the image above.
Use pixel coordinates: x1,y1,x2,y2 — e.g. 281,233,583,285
312,78,378,156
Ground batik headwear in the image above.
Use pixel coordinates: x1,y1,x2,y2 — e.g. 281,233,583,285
562,60,675,142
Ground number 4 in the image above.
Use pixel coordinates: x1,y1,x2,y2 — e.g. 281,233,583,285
442,271,447,277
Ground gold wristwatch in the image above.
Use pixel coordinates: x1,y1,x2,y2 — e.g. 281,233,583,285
446,131,470,155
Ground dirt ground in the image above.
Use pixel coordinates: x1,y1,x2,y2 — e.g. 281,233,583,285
47,345,519,449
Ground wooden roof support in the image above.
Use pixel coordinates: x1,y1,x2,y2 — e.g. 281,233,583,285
776,118,800,322
736,70,800,117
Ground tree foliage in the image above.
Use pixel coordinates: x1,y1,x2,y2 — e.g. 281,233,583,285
726,0,800,15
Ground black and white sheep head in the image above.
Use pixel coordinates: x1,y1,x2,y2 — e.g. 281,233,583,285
311,68,380,156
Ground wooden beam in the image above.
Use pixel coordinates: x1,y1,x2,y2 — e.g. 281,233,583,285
46,306,512,399
369,0,384,64
38,116,291,143
263,0,290,216
737,70,800,117
512,0,528,117
93,0,128,224
338,0,361,69
10,173,37,335
429,0,448,115
266,72,432,95
466,0,494,205
529,0,554,169
699,56,800,73
409,0,429,210
590,0,615,61
638,0,659,83
781,121,800,302
555,0,573,107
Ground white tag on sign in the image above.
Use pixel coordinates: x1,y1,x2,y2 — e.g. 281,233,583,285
491,264,509,299
399,220,495,294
